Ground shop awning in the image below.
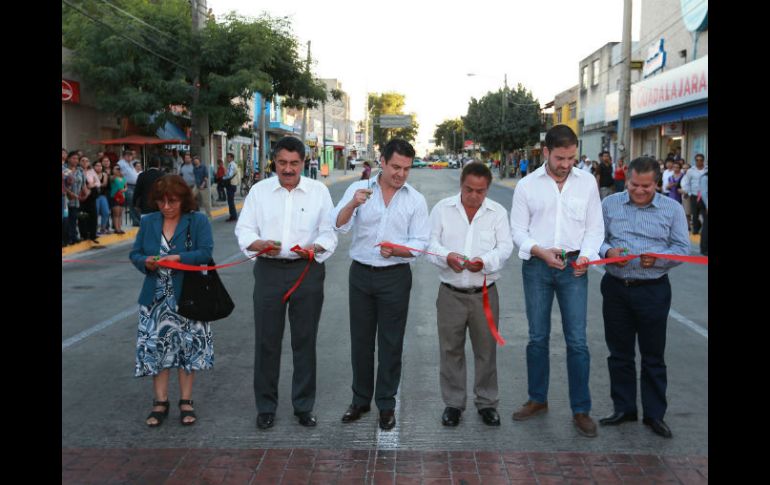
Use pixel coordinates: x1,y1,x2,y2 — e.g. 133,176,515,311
630,101,708,130
88,135,189,145
155,121,187,141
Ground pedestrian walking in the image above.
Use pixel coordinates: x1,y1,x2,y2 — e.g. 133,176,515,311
332,138,430,431
680,154,707,235
129,175,214,427
110,165,127,234
597,156,690,439
426,162,513,427
360,161,372,180
309,154,319,180
509,124,604,438
117,150,141,227
234,136,337,430
222,153,240,221
665,161,684,203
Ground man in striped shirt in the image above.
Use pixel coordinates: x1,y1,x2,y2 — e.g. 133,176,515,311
597,156,690,439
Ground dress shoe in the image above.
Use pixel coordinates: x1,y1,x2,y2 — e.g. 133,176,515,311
478,408,500,426
295,411,317,427
573,413,598,438
341,404,371,423
643,417,672,438
512,400,548,421
599,411,638,426
256,413,275,429
379,409,396,430
441,407,462,426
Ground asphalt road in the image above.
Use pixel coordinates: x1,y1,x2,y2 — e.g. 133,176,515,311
62,168,708,455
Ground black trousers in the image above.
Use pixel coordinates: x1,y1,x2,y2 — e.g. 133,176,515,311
226,184,237,219
700,209,708,255
689,196,705,234
253,258,325,414
349,261,412,410
78,192,98,240
600,273,670,420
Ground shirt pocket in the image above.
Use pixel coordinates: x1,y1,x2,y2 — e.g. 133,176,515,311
477,229,496,252
564,195,587,222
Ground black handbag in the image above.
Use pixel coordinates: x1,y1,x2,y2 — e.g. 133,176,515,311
177,225,234,321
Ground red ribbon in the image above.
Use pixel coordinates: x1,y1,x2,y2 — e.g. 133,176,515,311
281,245,315,303
157,245,276,271
376,242,445,258
482,274,505,346
571,252,708,269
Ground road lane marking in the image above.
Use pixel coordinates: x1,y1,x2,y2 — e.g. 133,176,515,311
62,251,246,351
590,266,707,339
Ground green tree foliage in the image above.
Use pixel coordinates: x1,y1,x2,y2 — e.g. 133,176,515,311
434,118,464,153
62,0,326,137
368,92,419,146
464,83,541,154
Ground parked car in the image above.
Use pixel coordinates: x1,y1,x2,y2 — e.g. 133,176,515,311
412,158,428,168
448,159,460,169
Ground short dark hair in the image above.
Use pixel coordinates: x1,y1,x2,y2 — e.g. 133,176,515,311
544,125,578,151
694,153,705,161
461,162,492,186
149,175,198,213
599,150,610,157
67,150,79,159
122,149,133,157
272,136,305,160
628,156,660,181
381,139,415,163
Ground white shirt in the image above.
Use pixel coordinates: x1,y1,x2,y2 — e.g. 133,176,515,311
680,165,707,196
332,173,430,266
510,164,604,261
427,194,513,288
234,176,337,263
661,169,674,193
117,159,139,185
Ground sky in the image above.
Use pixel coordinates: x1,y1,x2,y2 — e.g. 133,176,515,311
209,0,641,154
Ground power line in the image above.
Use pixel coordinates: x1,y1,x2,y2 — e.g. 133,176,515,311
62,0,189,70
99,0,186,47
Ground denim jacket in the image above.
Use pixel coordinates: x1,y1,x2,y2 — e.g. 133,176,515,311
129,211,214,306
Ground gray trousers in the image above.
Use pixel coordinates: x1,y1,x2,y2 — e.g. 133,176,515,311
349,261,412,410
253,258,325,414
436,283,500,410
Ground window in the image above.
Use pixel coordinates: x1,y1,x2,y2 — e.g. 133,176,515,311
592,59,600,86
569,102,577,120
556,110,563,123
581,65,589,90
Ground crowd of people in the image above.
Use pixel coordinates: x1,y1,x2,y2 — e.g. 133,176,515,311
124,127,699,442
62,147,245,246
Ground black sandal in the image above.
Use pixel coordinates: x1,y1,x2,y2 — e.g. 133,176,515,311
179,399,197,426
146,400,170,427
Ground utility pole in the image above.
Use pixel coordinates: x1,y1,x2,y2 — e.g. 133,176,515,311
300,41,311,146
190,0,212,215
617,0,632,161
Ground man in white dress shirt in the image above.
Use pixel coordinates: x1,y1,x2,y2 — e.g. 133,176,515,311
509,124,604,438
332,138,430,431
426,162,513,427
235,136,338,430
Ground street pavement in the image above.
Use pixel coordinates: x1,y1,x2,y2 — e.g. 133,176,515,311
62,166,708,483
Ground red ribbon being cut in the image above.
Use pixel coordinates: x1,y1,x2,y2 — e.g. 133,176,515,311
571,253,709,269
281,245,315,303
377,242,505,346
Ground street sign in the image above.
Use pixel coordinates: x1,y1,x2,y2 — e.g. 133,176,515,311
377,115,412,128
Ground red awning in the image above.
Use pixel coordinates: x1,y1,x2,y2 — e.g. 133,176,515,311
87,135,189,145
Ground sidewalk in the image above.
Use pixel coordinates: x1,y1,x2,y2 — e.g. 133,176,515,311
61,170,359,258
62,447,708,484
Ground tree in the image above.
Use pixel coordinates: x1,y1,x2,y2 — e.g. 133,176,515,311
464,83,541,155
434,118,464,154
368,92,419,146
62,0,326,137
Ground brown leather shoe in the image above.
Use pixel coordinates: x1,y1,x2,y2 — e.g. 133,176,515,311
573,413,597,437
511,401,548,421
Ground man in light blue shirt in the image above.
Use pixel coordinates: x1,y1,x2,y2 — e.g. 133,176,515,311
117,150,140,226
332,138,430,431
597,156,690,439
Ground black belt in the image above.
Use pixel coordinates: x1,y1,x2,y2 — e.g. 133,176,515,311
441,282,495,294
258,257,304,264
353,261,408,272
609,274,668,287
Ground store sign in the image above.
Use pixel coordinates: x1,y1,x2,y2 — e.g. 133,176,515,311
661,123,684,136
632,55,707,116
643,39,667,78
62,79,80,103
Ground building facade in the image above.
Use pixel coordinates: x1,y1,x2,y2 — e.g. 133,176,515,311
552,85,579,138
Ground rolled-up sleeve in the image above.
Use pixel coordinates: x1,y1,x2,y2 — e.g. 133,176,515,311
313,187,338,263
402,194,430,259
480,210,514,274
510,186,537,259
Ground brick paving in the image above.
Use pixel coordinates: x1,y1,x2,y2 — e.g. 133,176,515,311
61,448,707,484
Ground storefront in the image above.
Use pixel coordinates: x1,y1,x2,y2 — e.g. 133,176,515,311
629,55,708,162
